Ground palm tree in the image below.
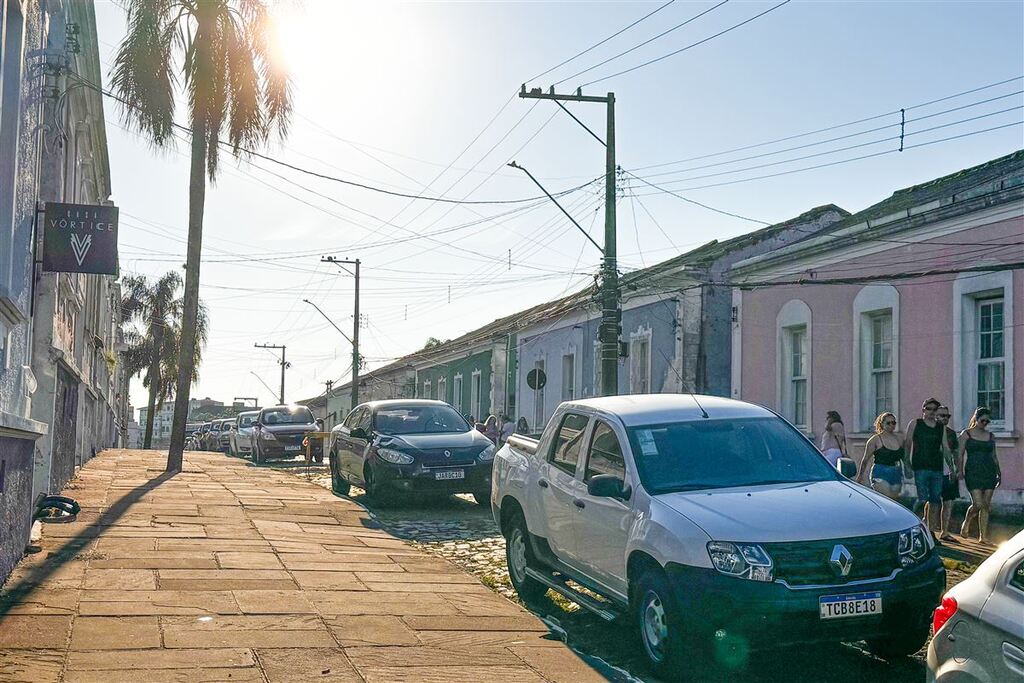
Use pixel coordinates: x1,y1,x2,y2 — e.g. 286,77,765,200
120,272,209,449
111,0,292,471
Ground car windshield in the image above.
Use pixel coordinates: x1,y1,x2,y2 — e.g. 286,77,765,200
210,423,221,432
262,408,315,425
374,405,469,435
626,417,838,494
239,415,255,427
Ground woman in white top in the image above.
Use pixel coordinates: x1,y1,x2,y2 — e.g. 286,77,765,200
821,410,848,468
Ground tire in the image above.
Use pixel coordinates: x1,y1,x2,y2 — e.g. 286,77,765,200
504,511,547,603
865,614,930,659
472,489,491,506
362,465,388,506
330,450,351,496
252,443,263,465
633,567,689,678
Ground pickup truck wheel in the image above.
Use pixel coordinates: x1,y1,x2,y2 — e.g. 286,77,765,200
505,513,547,602
330,451,350,496
865,614,930,659
634,569,687,677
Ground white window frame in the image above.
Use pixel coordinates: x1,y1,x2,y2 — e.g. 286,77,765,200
532,359,545,430
436,376,447,404
629,326,653,394
422,379,431,400
470,370,482,420
561,350,576,401
954,271,1014,433
452,373,463,412
852,285,900,432
776,299,812,430
592,340,602,397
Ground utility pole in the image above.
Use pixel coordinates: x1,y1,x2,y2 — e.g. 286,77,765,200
518,85,619,396
323,379,333,423
321,257,361,407
254,343,287,404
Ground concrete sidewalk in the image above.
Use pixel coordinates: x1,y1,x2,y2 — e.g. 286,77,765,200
0,449,603,682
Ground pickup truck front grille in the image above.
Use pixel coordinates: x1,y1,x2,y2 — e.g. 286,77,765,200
763,533,900,586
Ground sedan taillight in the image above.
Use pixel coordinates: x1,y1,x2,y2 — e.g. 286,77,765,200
932,595,957,634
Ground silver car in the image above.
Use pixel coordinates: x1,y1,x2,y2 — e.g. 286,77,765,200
229,411,259,456
927,529,1024,682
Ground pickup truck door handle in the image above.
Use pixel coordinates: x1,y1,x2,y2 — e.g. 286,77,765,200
573,499,586,509
538,479,549,489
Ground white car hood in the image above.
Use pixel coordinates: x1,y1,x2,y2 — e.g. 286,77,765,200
656,480,918,543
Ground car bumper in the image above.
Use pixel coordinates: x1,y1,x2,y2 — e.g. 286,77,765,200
666,553,945,649
259,441,323,457
372,458,492,495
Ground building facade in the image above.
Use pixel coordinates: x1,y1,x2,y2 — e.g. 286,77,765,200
731,151,1024,512
138,401,176,447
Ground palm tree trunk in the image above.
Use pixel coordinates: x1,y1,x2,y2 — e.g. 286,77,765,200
143,325,163,449
166,120,208,471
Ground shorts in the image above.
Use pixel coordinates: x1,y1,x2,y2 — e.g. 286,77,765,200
914,469,944,506
941,474,960,501
871,463,902,488
822,448,843,468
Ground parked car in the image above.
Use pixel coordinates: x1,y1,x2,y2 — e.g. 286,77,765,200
206,419,226,452
328,399,494,505
492,394,945,676
215,418,234,452
927,529,1024,682
195,422,212,450
251,405,322,464
229,411,260,457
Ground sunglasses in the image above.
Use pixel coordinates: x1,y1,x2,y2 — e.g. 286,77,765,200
979,418,991,425
936,414,950,419
924,407,938,413
883,420,896,425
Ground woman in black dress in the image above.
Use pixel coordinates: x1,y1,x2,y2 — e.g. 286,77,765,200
958,407,1001,544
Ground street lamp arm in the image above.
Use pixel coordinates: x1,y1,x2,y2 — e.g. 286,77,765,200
507,161,603,254
302,299,353,345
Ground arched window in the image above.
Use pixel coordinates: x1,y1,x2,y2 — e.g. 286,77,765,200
776,300,812,429
853,285,900,432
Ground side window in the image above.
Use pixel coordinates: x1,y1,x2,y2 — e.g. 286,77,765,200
355,408,372,433
549,413,589,475
343,408,363,430
1010,560,1024,593
585,422,625,481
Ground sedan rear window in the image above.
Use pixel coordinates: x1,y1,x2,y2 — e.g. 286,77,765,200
627,417,837,494
374,405,469,435
262,408,315,425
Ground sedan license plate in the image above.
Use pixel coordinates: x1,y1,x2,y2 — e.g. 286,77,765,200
284,445,301,452
819,592,882,620
434,470,464,481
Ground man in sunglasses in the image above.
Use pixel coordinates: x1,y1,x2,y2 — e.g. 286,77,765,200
935,406,960,540
905,398,945,533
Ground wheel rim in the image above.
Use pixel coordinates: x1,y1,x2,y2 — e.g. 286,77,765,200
641,589,668,663
508,528,528,585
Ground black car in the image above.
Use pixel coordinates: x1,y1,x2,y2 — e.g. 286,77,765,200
329,399,496,505
196,422,212,450
251,405,322,464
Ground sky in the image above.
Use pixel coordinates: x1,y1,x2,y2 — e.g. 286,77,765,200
92,0,1024,416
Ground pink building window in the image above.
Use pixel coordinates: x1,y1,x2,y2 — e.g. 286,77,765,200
789,327,808,427
871,313,894,415
977,298,1005,420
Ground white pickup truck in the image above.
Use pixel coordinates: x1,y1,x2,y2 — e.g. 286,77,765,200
491,394,945,676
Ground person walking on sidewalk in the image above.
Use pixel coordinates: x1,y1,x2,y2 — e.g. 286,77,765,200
959,407,1002,544
905,398,945,533
857,412,904,500
498,414,516,446
482,415,499,444
936,406,961,541
821,411,848,468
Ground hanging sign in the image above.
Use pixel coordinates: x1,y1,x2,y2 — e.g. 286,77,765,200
42,202,119,275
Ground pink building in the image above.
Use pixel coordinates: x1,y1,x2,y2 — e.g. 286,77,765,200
731,151,1024,512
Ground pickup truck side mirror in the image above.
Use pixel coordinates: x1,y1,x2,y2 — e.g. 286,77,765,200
316,418,324,429
837,457,857,479
349,427,369,440
587,474,630,500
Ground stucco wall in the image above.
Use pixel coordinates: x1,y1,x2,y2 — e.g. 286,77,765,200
417,349,494,420
737,214,1024,510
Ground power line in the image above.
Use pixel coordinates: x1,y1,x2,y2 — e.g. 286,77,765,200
624,169,770,224
551,0,731,87
630,75,1023,172
579,0,793,88
527,0,678,84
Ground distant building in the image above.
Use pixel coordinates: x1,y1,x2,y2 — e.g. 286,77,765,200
188,396,224,418
138,403,176,446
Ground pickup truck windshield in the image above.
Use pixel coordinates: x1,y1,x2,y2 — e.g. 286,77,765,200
626,417,837,494
374,405,469,435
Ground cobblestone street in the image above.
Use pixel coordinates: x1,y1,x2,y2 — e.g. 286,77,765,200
279,458,1002,683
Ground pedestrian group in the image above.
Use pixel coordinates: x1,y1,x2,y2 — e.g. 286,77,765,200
855,399,1002,545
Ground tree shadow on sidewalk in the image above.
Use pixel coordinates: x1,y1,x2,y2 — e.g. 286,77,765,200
0,469,178,617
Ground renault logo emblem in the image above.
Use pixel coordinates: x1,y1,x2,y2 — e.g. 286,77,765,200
444,450,451,458
830,544,853,577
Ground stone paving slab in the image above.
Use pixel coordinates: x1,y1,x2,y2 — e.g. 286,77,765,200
0,449,601,681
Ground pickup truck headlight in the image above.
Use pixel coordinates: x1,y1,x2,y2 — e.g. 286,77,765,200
477,444,496,462
377,448,415,465
897,525,931,566
260,431,277,441
707,541,774,582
